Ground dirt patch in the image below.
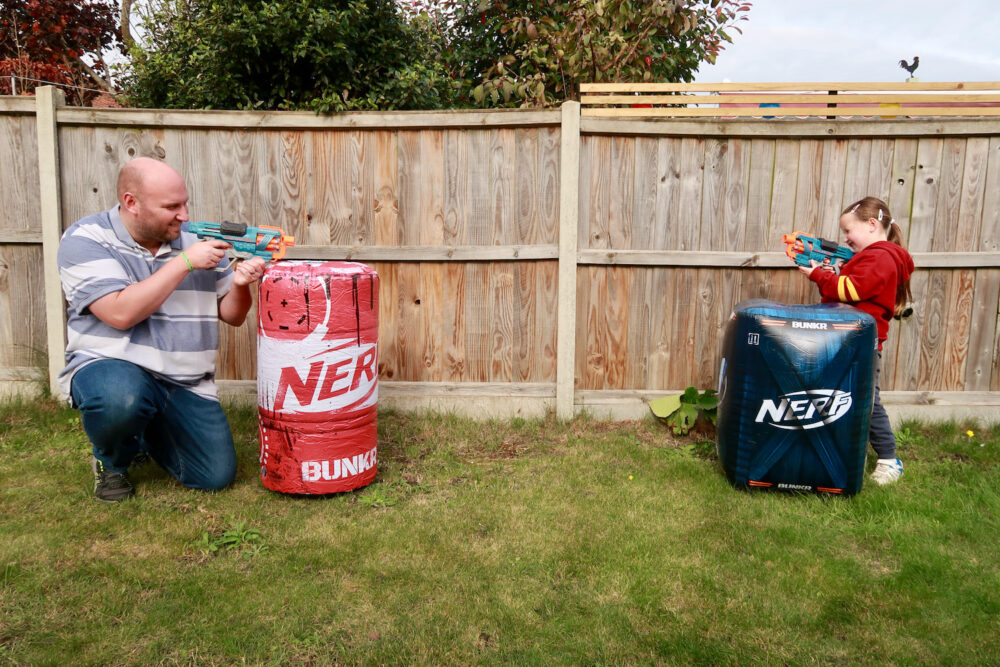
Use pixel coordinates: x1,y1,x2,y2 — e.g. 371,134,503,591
485,435,529,459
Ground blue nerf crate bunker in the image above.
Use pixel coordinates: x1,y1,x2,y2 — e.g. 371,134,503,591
716,300,877,496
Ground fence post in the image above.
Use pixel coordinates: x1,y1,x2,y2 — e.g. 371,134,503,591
556,101,580,419
36,86,66,399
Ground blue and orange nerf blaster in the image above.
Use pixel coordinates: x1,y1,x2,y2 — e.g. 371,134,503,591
188,220,295,265
782,231,853,270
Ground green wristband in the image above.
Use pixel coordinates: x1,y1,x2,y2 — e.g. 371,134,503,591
180,251,194,272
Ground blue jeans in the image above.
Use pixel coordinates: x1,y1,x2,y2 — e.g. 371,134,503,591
869,350,896,460
70,359,236,490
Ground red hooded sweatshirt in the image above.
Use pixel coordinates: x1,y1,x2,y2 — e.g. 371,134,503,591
809,240,915,348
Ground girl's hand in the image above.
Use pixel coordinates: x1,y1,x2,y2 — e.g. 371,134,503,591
798,259,835,277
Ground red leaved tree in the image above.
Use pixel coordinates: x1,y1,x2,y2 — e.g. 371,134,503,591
1,0,122,105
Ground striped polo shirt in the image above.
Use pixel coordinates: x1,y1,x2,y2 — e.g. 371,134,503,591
57,206,234,401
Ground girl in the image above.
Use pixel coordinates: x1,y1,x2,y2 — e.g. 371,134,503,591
797,196,915,485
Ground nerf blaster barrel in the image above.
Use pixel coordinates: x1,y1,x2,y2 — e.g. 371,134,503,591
782,231,853,269
188,220,295,263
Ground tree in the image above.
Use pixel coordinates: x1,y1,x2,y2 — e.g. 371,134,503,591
402,0,751,108
0,0,122,105
121,0,459,111
398,0,517,103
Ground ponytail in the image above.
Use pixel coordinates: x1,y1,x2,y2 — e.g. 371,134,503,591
843,196,912,317
886,220,904,245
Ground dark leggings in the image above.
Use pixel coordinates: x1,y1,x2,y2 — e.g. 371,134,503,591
869,350,896,459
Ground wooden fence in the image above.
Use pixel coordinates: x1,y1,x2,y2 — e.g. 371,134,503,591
580,81,1000,118
2,86,999,422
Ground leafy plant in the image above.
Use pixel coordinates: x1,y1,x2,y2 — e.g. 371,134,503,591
649,386,718,436
357,484,398,508
192,518,267,557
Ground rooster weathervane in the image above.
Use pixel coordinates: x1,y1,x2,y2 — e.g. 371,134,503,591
899,56,919,79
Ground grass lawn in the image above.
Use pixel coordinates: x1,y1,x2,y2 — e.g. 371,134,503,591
1,397,999,665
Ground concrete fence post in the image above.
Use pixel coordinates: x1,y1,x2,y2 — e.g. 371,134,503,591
36,86,66,399
556,101,580,419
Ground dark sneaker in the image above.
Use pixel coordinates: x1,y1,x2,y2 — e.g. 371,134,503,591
92,457,135,503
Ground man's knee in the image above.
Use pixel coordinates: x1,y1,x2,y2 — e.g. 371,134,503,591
185,456,237,491
73,361,157,418
94,387,150,424
72,363,159,444
204,444,238,490
163,390,237,491
193,473,236,492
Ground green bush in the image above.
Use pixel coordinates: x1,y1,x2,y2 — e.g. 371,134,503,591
122,0,459,111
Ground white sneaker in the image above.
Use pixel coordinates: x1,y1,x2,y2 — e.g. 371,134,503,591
871,458,904,486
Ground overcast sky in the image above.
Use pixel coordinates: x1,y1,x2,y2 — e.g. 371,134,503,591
694,0,1000,83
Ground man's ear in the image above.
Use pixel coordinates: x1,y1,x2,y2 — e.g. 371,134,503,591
121,191,138,214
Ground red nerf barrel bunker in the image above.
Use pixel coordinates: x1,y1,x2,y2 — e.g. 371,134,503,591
256,261,379,494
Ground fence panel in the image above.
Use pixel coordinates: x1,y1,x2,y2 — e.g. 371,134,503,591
577,127,1000,394
0,107,45,370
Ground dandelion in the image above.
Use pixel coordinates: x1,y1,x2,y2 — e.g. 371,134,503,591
966,430,975,438
628,475,634,481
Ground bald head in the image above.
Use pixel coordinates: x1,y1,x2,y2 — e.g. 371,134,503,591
116,157,190,252
117,157,185,204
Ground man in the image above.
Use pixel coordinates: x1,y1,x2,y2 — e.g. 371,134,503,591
57,157,266,502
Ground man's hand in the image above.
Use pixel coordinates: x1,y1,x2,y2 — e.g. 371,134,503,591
184,239,229,270
232,257,266,287
218,256,266,326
